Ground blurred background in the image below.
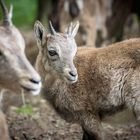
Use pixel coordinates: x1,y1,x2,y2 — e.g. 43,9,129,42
2,0,140,48
0,0,37,28
2,0,139,66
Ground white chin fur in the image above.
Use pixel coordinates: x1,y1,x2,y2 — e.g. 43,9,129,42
31,88,41,96
20,80,42,96
31,82,42,95
64,77,78,84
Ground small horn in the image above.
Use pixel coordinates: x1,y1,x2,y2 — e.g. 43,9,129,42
9,5,13,21
67,22,73,36
0,0,12,26
49,21,56,35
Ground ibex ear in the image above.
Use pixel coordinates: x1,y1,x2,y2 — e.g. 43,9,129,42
34,20,46,47
66,21,79,37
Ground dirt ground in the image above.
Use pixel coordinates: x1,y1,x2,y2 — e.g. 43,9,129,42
2,90,82,140
2,90,140,140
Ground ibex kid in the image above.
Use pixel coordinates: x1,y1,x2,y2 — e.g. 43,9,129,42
34,21,140,140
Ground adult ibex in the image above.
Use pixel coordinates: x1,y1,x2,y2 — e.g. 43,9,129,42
0,0,41,139
34,20,140,140
0,1,41,95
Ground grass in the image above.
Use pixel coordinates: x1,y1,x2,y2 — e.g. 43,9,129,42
16,104,34,116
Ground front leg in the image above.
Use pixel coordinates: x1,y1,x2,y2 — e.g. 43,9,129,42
132,98,140,121
80,112,103,140
82,128,98,140
0,111,9,140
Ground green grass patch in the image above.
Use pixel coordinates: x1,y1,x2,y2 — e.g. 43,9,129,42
16,104,34,115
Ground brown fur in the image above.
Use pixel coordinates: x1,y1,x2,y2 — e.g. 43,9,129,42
35,21,140,139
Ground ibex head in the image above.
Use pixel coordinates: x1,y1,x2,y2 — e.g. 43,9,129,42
0,0,41,95
34,21,79,83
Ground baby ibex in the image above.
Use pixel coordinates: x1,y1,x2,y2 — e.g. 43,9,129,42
34,20,140,140
0,0,41,139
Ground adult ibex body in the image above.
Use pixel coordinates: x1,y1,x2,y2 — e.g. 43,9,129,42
0,0,41,139
34,21,140,140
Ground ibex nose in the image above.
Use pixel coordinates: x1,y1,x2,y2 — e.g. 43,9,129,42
69,70,77,77
64,68,78,83
19,72,42,95
30,78,41,84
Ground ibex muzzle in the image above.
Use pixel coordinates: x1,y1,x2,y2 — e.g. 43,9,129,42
0,0,41,95
34,21,79,84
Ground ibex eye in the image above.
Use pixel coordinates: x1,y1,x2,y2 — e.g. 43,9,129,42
48,50,57,56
